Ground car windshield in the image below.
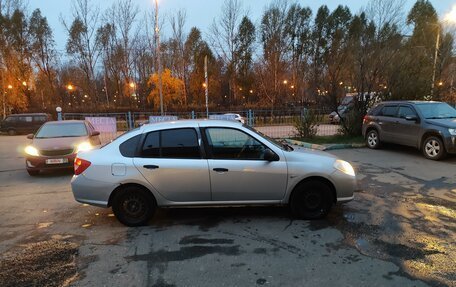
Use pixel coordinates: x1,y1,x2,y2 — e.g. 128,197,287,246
35,123,87,138
415,103,456,119
244,125,291,151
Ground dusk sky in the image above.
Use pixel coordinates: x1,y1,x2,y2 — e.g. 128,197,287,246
28,0,456,52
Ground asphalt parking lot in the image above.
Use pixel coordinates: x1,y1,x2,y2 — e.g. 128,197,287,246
0,135,455,287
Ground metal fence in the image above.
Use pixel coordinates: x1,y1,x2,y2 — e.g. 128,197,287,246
62,109,340,142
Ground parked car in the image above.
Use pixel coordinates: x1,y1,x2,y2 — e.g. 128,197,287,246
24,120,101,176
223,113,245,124
0,113,51,135
71,120,357,226
362,101,456,160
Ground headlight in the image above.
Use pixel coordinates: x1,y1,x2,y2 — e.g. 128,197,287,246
449,128,456,136
25,145,39,156
76,142,93,153
334,160,355,176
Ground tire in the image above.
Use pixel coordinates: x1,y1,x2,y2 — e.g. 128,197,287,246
290,180,333,220
422,136,446,160
112,186,156,227
7,129,16,136
366,129,381,149
27,169,39,176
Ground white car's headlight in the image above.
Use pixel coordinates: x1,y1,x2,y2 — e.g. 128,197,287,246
76,142,93,153
25,145,39,156
334,160,355,176
449,128,456,136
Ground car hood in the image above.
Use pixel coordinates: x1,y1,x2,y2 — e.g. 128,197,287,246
425,118,456,129
31,136,89,150
286,146,337,162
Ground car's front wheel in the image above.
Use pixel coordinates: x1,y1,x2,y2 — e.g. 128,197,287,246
422,136,446,160
112,186,156,227
290,180,333,219
366,129,381,149
7,129,16,136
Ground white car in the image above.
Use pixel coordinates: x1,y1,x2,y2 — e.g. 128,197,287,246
71,120,356,226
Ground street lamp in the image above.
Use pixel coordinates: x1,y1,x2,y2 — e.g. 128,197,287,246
67,84,74,91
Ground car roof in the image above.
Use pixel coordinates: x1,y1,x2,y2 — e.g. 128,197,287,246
44,120,87,125
7,113,49,116
379,100,443,105
141,119,242,132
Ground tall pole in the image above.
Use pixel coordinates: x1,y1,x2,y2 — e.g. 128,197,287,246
155,0,164,115
204,55,209,118
430,27,440,100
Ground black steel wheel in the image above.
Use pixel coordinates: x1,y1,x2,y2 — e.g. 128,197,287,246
290,180,333,219
112,186,156,227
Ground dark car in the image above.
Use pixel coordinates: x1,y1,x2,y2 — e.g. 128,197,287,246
362,101,456,160
24,120,101,176
0,113,51,135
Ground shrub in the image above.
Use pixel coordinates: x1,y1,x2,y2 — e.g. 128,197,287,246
293,109,321,138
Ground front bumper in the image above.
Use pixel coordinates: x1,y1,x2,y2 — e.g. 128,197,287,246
330,170,357,203
444,136,456,154
25,153,76,171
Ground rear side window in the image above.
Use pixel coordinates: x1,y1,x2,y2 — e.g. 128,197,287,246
380,106,398,117
368,105,382,116
141,128,200,159
34,116,47,122
119,134,141,157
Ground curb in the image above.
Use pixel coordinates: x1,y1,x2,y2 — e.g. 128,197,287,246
284,139,365,151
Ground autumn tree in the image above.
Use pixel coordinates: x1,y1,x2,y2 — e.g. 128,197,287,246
148,69,184,110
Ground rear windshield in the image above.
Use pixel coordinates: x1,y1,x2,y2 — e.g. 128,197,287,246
35,123,87,138
415,103,456,119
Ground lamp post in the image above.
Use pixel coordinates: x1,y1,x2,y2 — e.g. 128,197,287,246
430,9,456,100
3,85,12,119
155,0,164,115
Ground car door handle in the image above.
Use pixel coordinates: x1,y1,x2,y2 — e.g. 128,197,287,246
213,168,228,172
143,165,159,170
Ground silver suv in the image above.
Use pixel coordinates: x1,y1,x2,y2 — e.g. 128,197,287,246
362,101,456,160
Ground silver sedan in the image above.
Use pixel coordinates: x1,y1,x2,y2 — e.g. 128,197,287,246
71,120,356,226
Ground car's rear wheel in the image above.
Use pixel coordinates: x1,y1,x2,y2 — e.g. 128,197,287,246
422,136,446,160
112,186,156,227
290,180,333,219
366,129,381,149
27,169,39,176
7,129,16,136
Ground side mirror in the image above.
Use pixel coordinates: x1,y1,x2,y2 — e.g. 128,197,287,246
264,148,279,162
26,134,34,139
405,115,418,122
91,131,100,136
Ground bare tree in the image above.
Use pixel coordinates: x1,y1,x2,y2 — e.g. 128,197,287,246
169,9,188,105
209,0,243,104
62,0,101,102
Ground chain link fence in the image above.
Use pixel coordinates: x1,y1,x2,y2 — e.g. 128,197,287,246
63,109,341,142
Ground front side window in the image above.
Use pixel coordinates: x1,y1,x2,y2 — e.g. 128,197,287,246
398,106,417,119
380,106,398,117
141,128,200,159
205,128,266,160
35,123,88,138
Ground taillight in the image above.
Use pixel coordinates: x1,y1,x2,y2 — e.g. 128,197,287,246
74,157,91,175
363,115,368,123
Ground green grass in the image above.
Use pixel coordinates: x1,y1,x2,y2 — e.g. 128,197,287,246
292,135,364,145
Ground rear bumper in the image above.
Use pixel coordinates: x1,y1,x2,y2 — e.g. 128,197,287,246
25,154,76,171
71,174,117,208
